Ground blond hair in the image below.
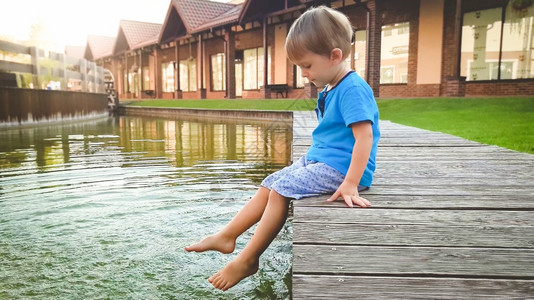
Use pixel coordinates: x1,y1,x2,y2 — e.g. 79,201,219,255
286,6,353,62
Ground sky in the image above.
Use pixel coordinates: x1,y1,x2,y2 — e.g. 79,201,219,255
0,0,223,52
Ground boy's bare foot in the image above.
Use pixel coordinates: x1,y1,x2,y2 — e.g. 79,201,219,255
208,258,259,291
184,233,235,254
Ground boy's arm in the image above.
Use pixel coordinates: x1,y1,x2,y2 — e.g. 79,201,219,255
327,121,373,208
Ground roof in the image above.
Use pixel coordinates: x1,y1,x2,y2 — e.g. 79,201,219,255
113,20,162,54
64,45,85,59
177,0,237,30
84,35,116,60
159,0,242,44
192,3,243,34
238,0,303,23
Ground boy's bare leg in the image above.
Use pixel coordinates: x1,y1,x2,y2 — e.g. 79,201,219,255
185,186,270,254
208,189,290,291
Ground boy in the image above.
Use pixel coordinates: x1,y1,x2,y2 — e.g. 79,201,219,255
185,6,380,291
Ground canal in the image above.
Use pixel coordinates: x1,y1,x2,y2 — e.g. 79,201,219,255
0,115,293,299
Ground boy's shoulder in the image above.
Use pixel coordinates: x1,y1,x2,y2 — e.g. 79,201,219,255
337,71,374,96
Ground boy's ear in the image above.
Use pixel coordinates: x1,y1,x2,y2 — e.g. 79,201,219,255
330,48,344,62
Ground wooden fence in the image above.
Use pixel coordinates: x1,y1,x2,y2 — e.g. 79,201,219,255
0,39,105,93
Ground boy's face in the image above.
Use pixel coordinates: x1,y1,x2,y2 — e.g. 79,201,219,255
291,51,339,88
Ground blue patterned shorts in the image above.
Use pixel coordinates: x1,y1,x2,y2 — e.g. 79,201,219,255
261,156,346,200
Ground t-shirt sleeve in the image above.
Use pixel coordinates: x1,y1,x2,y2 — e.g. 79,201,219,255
339,86,377,127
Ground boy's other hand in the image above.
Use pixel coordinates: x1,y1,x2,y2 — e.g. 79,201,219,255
327,181,371,208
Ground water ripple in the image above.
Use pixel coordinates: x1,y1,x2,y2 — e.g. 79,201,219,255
0,115,291,299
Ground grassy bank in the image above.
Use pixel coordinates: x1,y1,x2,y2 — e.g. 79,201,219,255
127,99,316,111
377,97,534,154
126,97,534,154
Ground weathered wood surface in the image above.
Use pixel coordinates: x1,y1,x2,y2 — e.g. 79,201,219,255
291,111,534,299
293,275,534,299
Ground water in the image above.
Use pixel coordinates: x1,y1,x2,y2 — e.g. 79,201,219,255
0,115,293,299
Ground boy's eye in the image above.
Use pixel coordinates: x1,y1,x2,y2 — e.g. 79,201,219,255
302,65,311,69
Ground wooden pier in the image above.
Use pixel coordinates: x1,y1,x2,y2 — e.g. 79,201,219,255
291,111,534,299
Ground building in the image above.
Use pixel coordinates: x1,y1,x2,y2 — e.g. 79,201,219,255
84,0,534,99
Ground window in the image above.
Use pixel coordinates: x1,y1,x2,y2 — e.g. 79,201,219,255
243,47,271,90
123,71,128,93
381,22,410,84
161,62,175,93
142,66,150,90
398,25,410,35
128,71,140,94
380,66,395,84
294,65,308,88
354,30,368,79
211,53,226,91
235,62,243,97
180,59,197,92
461,4,534,80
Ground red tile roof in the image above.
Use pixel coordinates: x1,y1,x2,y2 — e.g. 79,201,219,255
176,0,237,31
84,35,116,60
115,20,162,50
159,0,242,43
191,3,243,34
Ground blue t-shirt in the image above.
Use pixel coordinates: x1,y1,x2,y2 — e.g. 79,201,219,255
306,71,380,187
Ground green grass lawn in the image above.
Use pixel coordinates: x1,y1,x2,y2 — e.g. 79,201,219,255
377,97,534,154
128,99,317,111
126,97,534,154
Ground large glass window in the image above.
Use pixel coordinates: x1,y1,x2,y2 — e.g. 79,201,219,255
380,22,410,84
243,47,271,90
354,30,368,79
142,66,150,90
128,72,140,94
161,62,175,93
235,62,243,97
211,53,226,91
123,71,128,93
294,65,308,88
180,59,197,92
461,4,534,80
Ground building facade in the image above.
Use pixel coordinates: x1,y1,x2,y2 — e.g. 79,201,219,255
86,0,534,99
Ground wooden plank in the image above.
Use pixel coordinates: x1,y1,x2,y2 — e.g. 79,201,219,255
293,223,534,248
372,172,534,182
294,194,534,209
294,146,534,164
376,154,534,161
376,147,533,155
379,137,482,144
371,176,534,186
293,207,534,226
375,160,534,168
359,185,534,196
293,275,534,299
291,112,534,298
0,39,30,54
378,142,485,147
0,61,33,74
372,166,534,177
294,138,485,147
293,244,534,278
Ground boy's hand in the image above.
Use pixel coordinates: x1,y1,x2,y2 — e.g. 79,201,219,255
327,181,371,208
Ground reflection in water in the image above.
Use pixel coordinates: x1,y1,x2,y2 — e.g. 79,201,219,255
118,117,291,182
0,115,293,299
1,116,292,171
